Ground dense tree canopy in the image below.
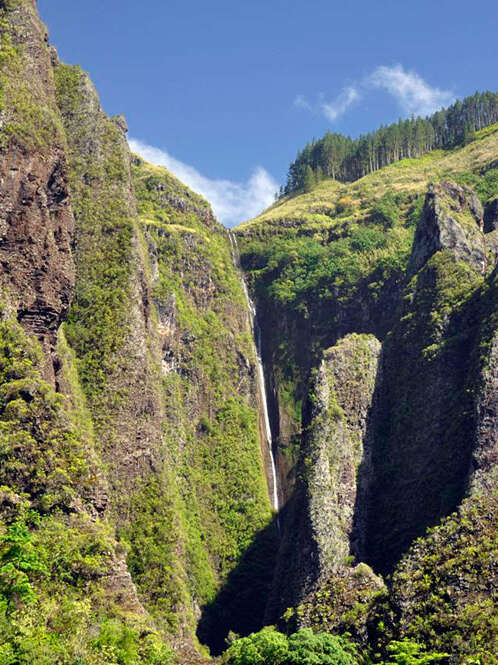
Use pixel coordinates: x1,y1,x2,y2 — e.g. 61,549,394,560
282,91,498,195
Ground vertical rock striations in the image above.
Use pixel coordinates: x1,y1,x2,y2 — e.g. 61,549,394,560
0,0,74,379
365,181,497,574
131,157,275,653
266,333,384,637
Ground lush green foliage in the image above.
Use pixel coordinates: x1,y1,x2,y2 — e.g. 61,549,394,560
223,628,357,665
386,492,498,664
55,63,136,402
0,311,175,663
380,640,448,665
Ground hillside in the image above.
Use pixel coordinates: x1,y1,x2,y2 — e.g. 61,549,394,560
235,126,498,662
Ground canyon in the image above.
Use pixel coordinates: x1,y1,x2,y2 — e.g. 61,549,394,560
0,2,496,664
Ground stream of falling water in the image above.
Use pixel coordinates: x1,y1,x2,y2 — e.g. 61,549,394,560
228,231,279,511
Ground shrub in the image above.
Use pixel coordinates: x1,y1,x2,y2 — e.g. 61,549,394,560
223,627,289,665
381,639,449,665
223,627,357,665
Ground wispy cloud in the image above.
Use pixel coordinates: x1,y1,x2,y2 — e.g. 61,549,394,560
368,65,455,116
294,94,313,112
295,65,454,123
129,138,278,228
321,86,361,122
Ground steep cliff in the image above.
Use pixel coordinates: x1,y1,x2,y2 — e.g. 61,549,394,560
0,0,73,380
236,127,498,662
0,2,274,662
130,156,275,653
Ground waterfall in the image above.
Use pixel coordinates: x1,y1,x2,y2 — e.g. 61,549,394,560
228,231,279,511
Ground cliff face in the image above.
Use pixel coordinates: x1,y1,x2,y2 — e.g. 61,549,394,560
265,334,384,641
365,181,495,574
238,136,498,662
130,157,274,653
0,2,272,662
267,334,381,616
0,0,74,379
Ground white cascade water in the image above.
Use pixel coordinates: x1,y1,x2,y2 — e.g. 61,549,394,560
228,231,279,511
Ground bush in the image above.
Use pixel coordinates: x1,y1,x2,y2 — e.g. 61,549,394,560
223,627,289,665
288,629,357,665
382,639,449,665
370,193,400,228
223,627,357,665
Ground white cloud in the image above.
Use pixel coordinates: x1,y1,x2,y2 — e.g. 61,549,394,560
295,65,454,123
128,138,278,228
294,94,313,111
321,86,361,122
368,65,455,116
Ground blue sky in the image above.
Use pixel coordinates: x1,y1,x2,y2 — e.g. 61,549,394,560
38,0,497,226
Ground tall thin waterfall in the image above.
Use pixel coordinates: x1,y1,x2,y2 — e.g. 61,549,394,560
228,231,279,511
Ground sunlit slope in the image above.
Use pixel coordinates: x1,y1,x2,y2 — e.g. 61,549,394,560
238,123,498,234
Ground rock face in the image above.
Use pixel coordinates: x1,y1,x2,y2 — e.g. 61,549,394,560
388,490,498,661
54,61,165,503
0,0,74,378
0,3,272,662
484,196,498,232
304,334,381,574
409,181,487,275
468,271,498,494
0,2,497,663
365,183,496,575
131,157,274,654
239,162,497,662
266,334,382,624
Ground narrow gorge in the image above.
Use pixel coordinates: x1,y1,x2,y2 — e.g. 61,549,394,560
0,2,496,664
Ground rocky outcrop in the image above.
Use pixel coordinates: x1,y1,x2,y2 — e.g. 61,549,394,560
305,333,381,572
288,563,384,644
409,181,487,275
365,181,496,574
265,334,382,625
468,268,498,493
484,196,498,233
388,490,498,663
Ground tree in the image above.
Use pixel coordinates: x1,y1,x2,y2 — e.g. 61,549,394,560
223,627,289,665
223,628,357,665
303,165,316,193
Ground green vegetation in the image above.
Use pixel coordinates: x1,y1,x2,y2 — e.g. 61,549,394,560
380,641,449,665
387,492,498,664
55,63,136,402
223,628,357,665
222,629,452,665
131,158,274,645
0,3,64,150
0,307,174,664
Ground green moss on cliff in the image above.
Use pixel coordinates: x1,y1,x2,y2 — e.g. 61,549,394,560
387,492,498,664
132,157,274,649
55,64,135,401
0,3,64,151
0,306,173,664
